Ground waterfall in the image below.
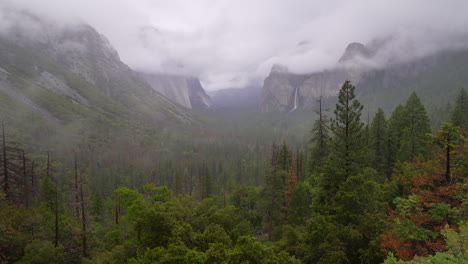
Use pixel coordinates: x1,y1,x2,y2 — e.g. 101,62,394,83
289,87,299,112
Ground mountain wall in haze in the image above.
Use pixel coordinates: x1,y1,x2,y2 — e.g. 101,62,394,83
209,86,262,110
139,73,212,110
0,11,195,131
260,40,468,113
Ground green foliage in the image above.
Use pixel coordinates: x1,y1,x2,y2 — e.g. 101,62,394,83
92,243,137,264
370,108,389,176
114,187,144,220
387,105,407,176
319,80,366,206
287,181,312,225
398,92,432,161
143,183,173,203
383,222,468,263
450,88,468,127
277,142,292,172
329,80,366,178
135,202,176,248
230,236,300,264
39,175,57,211
309,97,330,174
16,240,65,264
1,65,466,264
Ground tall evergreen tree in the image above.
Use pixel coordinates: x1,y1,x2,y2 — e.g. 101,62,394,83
450,88,467,127
320,80,365,203
398,92,431,161
387,104,406,177
277,142,292,172
370,108,388,177
309,97,330,174
434,122,465,184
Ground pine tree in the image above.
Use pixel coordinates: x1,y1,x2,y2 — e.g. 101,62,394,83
277,142,292,172
309,96,330,174
387,104,406,178
370,108,388,177
398,93,431,161
450,88,467,127
434,122,465,184
328,80,365,179
319,80,365,204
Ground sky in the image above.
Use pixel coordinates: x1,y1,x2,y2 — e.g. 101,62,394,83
1,0,468,90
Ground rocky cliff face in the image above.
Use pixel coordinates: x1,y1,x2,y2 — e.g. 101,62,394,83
140,73,212,110
260,66,347,112
260,41,468,113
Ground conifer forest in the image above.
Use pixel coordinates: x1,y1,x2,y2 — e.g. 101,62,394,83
1,1,468,263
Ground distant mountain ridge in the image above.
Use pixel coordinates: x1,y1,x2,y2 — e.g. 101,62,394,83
260,40,468,113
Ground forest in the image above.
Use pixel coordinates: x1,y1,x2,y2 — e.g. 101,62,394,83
0,82,467,264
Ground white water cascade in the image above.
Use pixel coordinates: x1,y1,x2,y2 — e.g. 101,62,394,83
289,87,299,112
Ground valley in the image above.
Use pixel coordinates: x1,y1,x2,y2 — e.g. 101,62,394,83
0,3,467,264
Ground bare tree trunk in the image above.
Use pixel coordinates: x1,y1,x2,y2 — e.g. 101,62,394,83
445,133,451,184
80,175,88,258
48,152,59,248
189,167,193,197
115,195,120,225
199,166,204,200
268,194,274,240
22,150,28,207
74,153,80,217
2,122,10,201
31,160,35,194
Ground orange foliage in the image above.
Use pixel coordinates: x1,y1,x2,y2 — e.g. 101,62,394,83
381,230,415,261
284,166,298,211
381,127,467,260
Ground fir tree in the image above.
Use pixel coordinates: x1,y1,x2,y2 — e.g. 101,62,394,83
398,92,431,161
450,88,467,127
277,142,292,172
319,80,365,204
387,104,406,178
309,96,330,174
370,108,388,177
328,80,365,179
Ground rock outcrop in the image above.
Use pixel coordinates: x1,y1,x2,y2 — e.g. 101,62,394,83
140,73,212,110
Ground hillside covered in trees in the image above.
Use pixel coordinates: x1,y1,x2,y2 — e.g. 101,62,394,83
1,82,466,264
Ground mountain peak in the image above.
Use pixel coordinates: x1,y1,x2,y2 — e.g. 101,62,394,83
339,42,372,63
271,64,289,74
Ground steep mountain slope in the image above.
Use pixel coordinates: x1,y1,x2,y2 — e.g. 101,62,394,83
140,73,212,110
0,12,195,136
260,42,468,113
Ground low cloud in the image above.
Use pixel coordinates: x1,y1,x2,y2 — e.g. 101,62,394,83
2,0,468,90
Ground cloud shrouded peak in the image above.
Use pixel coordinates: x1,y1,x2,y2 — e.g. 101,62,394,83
1,0,468,90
